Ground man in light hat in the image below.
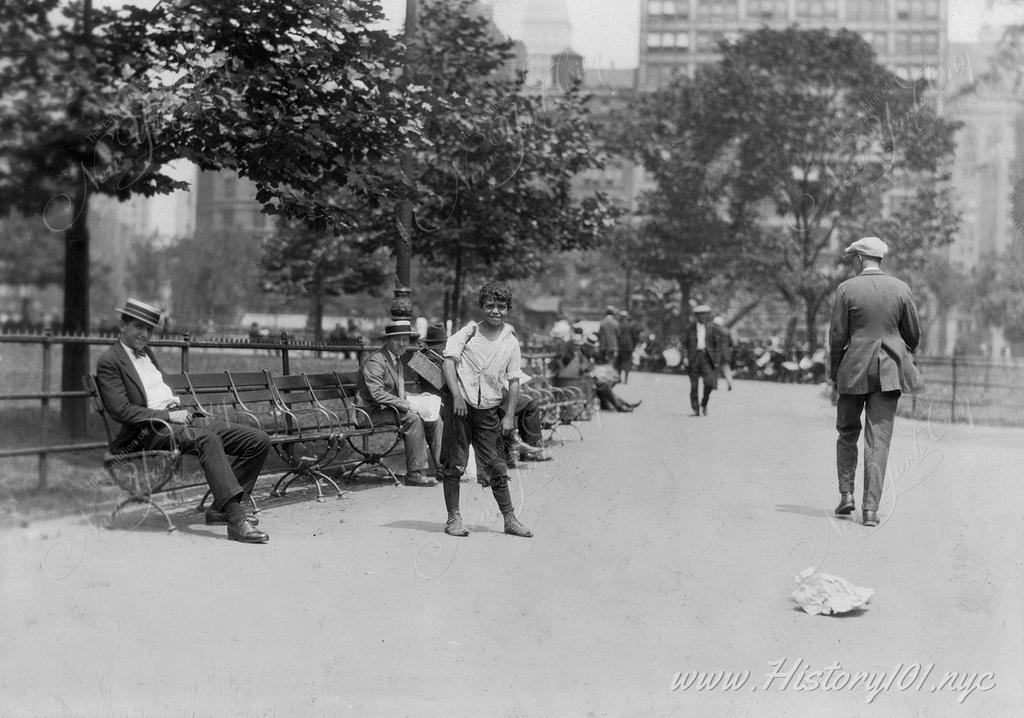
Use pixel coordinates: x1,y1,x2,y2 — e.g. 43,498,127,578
829,236,922,527
357,320,435,486
96,299,271,543
685,304,724,416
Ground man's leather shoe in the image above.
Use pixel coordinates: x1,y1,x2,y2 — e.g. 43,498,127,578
862,510,879,527
405,471,437,487
834,493,855,515
690,410,701,417
227,520,269,544
701,405,708,416
205,508,258,526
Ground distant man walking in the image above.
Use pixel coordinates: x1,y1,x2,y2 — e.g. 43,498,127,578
685,304,722,416
829,237,922,527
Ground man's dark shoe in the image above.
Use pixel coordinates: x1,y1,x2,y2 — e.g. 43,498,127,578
690,410,701,417
227,520,269,544
862,510,879,527
405,471,437,487
834,493,855,516
205,508,258,526
701,405,708,416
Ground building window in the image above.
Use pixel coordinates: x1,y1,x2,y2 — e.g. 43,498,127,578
745,0,788,20
896,0,941,20
894,31,939,54
647,32,690,50
649,0,684,15
696,31,725,53
860,31,889,55
697,0,739,21
795,0,839,19
847,0,889,21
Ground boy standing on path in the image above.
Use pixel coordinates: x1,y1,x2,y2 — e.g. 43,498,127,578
438,281,533,538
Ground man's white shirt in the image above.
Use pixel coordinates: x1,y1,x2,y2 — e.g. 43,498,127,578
121,342,177,410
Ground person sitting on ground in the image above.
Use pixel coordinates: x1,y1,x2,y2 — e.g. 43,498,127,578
96,299,271,544
579,337,642,413
437,280,533,538
357,319,437,487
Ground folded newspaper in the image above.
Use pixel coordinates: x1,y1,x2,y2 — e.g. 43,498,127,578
405,392,442,422
790,568,874,615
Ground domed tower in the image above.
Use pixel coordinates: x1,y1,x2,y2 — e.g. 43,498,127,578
521,0,577,90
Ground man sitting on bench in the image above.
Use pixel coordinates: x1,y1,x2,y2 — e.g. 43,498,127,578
96,299,272,544
357,319,436,487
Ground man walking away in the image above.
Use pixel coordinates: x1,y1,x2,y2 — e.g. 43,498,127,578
829,236,923,527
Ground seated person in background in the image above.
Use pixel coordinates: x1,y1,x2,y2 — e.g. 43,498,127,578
357,320,436,487
408,322,449,470
581,338,642,413
96,299,271,544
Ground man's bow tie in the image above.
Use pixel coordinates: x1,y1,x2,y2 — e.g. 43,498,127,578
132,349,147,359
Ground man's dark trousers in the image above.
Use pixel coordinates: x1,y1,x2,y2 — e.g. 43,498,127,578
689,350,716,413
835,390,900,512
145,420,270,511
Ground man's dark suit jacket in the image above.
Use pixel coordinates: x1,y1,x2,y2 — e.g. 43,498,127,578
828,269,922,394
95,342,176,452
685,321,723,371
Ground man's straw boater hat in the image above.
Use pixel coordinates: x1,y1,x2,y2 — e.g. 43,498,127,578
378,319,419,340
116,298,162,327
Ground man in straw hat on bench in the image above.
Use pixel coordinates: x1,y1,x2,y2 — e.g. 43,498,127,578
96,299,271,543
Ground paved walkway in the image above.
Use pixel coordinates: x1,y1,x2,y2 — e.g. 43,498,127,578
2,374,1022,717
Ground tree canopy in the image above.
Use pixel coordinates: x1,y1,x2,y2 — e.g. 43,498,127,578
614,27,962,348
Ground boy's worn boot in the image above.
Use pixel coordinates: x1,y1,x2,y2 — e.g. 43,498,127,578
502,511,533,538
445,511,469,537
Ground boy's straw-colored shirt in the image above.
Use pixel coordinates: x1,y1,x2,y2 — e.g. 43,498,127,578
444,321,521,409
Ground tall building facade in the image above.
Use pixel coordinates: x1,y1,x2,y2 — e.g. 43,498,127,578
640,0,947,88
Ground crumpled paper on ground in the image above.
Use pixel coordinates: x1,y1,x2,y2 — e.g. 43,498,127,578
790,568,874,615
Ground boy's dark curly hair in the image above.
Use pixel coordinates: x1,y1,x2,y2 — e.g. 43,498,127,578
478,280,513,309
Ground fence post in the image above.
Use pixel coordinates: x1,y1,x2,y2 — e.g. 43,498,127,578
280,331,290,375
181,331,191,373
38,329,52,491
950,356,957,425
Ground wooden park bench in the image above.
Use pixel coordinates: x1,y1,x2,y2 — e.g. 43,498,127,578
302,371,405,486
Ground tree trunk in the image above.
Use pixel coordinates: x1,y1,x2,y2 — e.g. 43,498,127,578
803,293,828,354
782,315,798,355
452,250,464,325
60,182,90,438
676,277,691,340
726,295,764,328
311,275,325,344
